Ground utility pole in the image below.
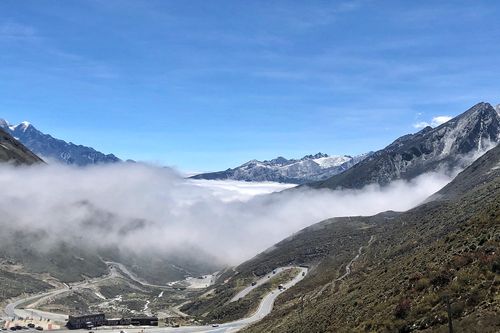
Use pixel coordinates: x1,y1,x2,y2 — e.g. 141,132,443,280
445,295,453,333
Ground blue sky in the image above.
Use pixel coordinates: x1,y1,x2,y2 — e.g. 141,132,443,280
1,1,499,171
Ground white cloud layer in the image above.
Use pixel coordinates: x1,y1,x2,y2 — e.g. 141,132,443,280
431,115,452,126
0,163,454,264
414,115,452,129
413,121,430,129
188,179,295,202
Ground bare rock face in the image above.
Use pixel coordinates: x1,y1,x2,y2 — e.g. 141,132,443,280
0,120,120,166
311,102,500,189
0,126,44,165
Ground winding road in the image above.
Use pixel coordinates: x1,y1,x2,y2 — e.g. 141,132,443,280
104,261,174,289
230,266,297,302
3,266,120,322
2,265,308,333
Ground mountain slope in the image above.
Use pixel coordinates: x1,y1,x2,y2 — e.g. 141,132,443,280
0,200,221,286
192,153,370,184
0,119,120,166
184,144,500,332
241,144,500,332
310,102,500,189
0,127,44,165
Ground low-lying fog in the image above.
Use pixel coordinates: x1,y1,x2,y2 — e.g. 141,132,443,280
0,163,453,264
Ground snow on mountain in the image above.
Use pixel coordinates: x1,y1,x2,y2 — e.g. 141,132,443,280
0,119,121,166
313,155,352,168
11,121,32,132
312,102,500,189
191,152,371,184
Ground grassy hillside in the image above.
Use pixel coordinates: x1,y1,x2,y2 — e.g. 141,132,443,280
236,145,500,332
0,269,52,299
182,268,299,324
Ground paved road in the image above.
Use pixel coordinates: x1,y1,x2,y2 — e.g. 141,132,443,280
105,262,217,291
4,266,307,333
3,266,120,322
104,262,174,289
229,266,297,302
4,288,69,321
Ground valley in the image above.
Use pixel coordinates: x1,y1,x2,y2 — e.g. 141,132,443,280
2,2,500,331
2,261,308,333
1,102,499,332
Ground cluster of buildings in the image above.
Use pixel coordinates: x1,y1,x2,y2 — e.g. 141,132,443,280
66,314,158,330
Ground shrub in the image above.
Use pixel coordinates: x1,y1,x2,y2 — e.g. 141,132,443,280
491,257,500,273
394,298,411,319
430,270,452,287
422,292,440,307
451,301,465,318
466,288,483,306
412,303,431,316
450,254,473,270
415,278,430,291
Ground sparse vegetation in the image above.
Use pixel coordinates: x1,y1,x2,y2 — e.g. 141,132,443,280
0,269,52,299
240,145,500,332
182,268,300,324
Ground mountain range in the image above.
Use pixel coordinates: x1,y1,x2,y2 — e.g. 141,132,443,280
0,127,220,295
310,102,500,189
0,119,121,166
1,101,499,331
182,114,500,333
191,152,371,184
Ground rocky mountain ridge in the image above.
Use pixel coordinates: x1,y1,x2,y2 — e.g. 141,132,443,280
191,152,371,184
0,126,44,165
310,102,500,189
187,143,500,333
0,119,121,166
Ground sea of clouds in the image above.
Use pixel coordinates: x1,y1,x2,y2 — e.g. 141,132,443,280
0,162,456,264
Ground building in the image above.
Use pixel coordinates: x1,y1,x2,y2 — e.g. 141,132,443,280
67,314,106,329
67,314,158,329
130,317,158,326
105,318,131,326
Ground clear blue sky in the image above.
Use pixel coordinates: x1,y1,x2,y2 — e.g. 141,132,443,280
1,1,499,171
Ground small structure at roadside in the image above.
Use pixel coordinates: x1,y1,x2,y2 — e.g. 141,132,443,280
67,313,105,329
66,314,158,329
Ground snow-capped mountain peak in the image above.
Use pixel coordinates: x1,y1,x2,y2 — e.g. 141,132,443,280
191,152,371,184
312,102,500,190
0,118,121,166
313,155,352,168
300,152,329,160
12,121,32,132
